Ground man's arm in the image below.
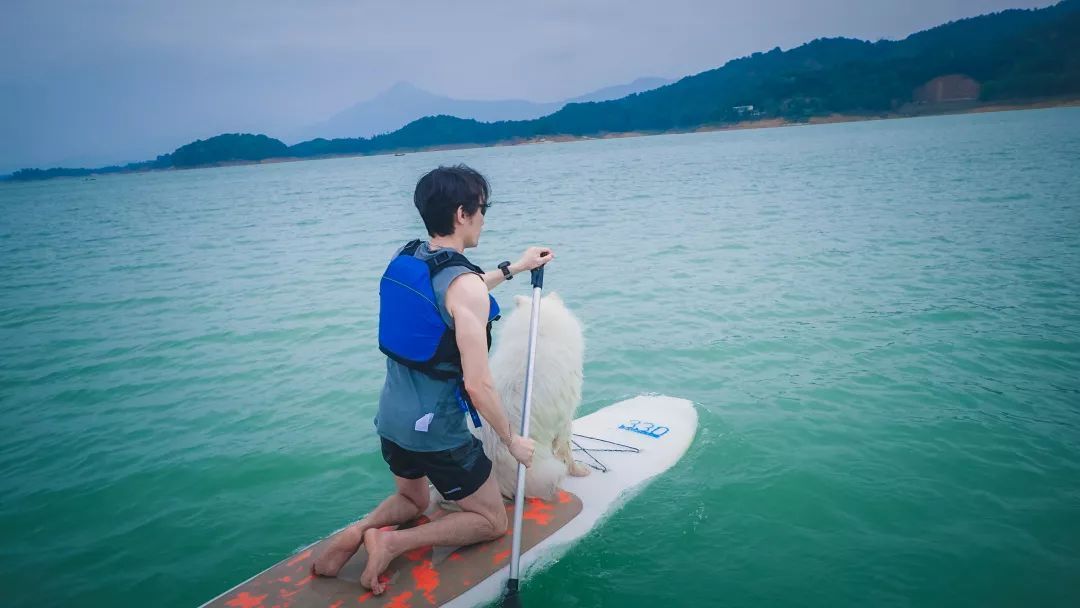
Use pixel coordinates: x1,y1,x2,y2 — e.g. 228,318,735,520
446,273,535,465
479,265,520,290
480,247,554,290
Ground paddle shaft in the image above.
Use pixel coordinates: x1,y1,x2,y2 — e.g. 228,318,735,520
507,266,544,589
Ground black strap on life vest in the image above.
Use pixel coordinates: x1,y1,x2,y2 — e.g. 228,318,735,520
400,239,485,276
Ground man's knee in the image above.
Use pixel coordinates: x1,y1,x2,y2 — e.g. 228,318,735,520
398,484,430,513
408,491,431,513
487,506,508,540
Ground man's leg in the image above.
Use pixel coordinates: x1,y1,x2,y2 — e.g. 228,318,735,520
312,475,431,577
360,472,508,594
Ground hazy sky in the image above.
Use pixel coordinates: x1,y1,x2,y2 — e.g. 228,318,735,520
0,0,1055,173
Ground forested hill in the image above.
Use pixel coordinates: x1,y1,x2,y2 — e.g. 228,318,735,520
9,0,1079,181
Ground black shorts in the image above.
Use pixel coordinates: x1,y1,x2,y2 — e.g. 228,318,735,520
380,436,492,501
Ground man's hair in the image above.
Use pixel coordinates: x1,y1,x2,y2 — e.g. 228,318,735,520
413,165,489,237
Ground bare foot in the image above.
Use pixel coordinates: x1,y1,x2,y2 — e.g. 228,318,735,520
312,523,365,577
569,461,591,477
360,527,399,595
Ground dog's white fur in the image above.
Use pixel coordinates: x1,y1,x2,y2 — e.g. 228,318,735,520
476,291,589,499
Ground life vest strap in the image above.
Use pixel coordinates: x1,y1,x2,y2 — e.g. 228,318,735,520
398,238,485,275
455,384,484,428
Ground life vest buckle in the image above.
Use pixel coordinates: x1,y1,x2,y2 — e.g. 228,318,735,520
431,250,455,267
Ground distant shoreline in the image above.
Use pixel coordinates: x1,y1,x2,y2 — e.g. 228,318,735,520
502,97,1080,146
7,97,1079,182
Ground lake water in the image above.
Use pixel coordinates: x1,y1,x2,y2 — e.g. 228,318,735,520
2,107,1079,607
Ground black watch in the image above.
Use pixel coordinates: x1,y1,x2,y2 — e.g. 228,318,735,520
498,261,513,280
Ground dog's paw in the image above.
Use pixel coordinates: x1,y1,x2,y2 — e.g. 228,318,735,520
568,461,591,477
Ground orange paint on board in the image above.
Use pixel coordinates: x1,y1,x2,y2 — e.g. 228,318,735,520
405,545,432,562
286,550,312,567
225,592,267,608
523,497,554,525
412,559,439,604
295,574,314,587
493,549,510,564
386,590,414,608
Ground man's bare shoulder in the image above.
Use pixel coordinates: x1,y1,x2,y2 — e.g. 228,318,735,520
445,272,487,317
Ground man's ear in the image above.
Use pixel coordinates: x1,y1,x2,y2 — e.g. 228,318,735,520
455,205,466,225
515,295,529,308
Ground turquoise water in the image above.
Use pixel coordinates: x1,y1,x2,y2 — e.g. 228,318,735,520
2,107,1079,607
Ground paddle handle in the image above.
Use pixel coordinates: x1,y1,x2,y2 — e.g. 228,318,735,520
508,270,544,584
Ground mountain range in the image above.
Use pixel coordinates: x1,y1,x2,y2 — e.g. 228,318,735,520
8,0,1079,181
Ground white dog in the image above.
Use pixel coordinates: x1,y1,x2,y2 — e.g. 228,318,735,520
477,292,590,500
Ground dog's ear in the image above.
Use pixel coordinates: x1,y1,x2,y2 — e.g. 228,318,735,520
515,295,529,308
545,291,563,303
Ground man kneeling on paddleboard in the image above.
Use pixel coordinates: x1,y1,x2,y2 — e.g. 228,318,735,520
313,164,551,596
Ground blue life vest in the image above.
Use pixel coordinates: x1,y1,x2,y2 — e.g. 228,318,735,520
378,239,501,382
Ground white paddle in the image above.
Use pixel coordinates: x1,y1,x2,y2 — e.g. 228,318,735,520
502,264,544,607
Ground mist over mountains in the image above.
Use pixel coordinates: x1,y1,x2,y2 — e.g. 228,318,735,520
294,77,672,141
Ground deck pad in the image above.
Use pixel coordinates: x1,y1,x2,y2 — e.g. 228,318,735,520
205,491,582,608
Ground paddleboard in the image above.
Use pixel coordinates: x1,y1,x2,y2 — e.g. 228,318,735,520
201,394,697,608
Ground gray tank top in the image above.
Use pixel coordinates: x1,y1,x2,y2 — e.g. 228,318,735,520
374,242,480,451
